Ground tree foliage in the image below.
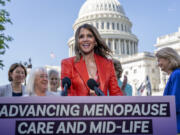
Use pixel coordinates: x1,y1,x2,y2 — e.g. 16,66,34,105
0,0,13,69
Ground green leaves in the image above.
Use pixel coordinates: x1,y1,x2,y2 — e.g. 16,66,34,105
0,9,12,24
0,0,10,6
0,0,12,69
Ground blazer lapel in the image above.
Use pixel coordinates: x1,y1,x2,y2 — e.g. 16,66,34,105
7,84,13,96
74,57,89,90
94,54,106,91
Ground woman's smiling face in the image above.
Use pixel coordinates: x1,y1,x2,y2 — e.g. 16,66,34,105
34,70,48,94
78,28,97,55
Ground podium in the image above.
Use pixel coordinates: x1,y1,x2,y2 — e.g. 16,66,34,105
0,96,177,135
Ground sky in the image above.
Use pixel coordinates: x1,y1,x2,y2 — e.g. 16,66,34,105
0,0,180,85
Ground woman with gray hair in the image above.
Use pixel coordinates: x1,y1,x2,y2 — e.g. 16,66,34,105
156,47,180,134
48,69,60,92
26,67,55,96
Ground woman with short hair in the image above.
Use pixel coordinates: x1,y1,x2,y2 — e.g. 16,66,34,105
48,69,60,92
0,63,27,96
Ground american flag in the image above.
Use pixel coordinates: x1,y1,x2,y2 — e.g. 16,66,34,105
146,76,152,96
50,52,56,59
137,82,146,96
137,75,151,96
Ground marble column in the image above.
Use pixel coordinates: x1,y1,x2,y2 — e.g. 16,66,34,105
112,39,115,54
135,43,138,53
134,42,136,54
123,40,125,55
131,41,134,55
119,39,121,55
126,40,129,55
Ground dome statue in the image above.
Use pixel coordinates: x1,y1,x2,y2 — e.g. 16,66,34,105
78,0,125,19
68,0,138,58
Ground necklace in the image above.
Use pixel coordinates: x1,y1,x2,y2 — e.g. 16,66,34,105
88,70,96,78
85,57,97,79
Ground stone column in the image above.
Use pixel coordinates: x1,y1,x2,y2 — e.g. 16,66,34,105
115,39,119,55
112,39,115,54
108,39,112,50
121,39,124,55
118,39,121,55
129,41,132,55
129,40,131,55
136,43,138,53
105,38,108,47
124,40,127,55
134,42,136,54
131,41,134,55
127,40,129,55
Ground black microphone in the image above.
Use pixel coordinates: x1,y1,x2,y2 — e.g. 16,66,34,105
61,77,71,96
87,79,105,96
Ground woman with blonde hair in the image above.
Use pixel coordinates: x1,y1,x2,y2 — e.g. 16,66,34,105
61,24,122,96
156,47,180,134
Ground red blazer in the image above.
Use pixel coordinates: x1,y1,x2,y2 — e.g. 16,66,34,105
61,54,123,96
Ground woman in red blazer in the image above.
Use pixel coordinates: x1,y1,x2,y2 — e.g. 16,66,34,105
61,24,123,96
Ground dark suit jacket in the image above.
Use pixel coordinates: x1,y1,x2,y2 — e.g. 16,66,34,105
61,54,123,96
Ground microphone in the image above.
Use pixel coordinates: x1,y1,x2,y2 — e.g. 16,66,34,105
87,79,105,96
61,77,71,96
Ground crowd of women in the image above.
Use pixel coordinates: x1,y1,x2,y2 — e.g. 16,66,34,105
0,64,61,96
0,23,180,133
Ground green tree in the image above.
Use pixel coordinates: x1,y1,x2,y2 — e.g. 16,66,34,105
0,0,13,69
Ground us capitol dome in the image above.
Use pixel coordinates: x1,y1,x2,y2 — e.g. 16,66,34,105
68,0,138,58
66,0,170,95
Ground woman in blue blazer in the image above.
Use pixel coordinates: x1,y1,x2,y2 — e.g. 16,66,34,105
156,47,180,134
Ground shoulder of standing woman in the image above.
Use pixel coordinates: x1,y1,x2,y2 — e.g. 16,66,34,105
0,84,11,96
61,56,76,63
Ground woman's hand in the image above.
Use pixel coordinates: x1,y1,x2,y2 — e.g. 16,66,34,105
90,89,96,96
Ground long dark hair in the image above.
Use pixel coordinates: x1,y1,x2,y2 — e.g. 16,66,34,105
74,24,112,62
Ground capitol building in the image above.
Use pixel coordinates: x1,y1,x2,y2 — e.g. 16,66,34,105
47,0,180,96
